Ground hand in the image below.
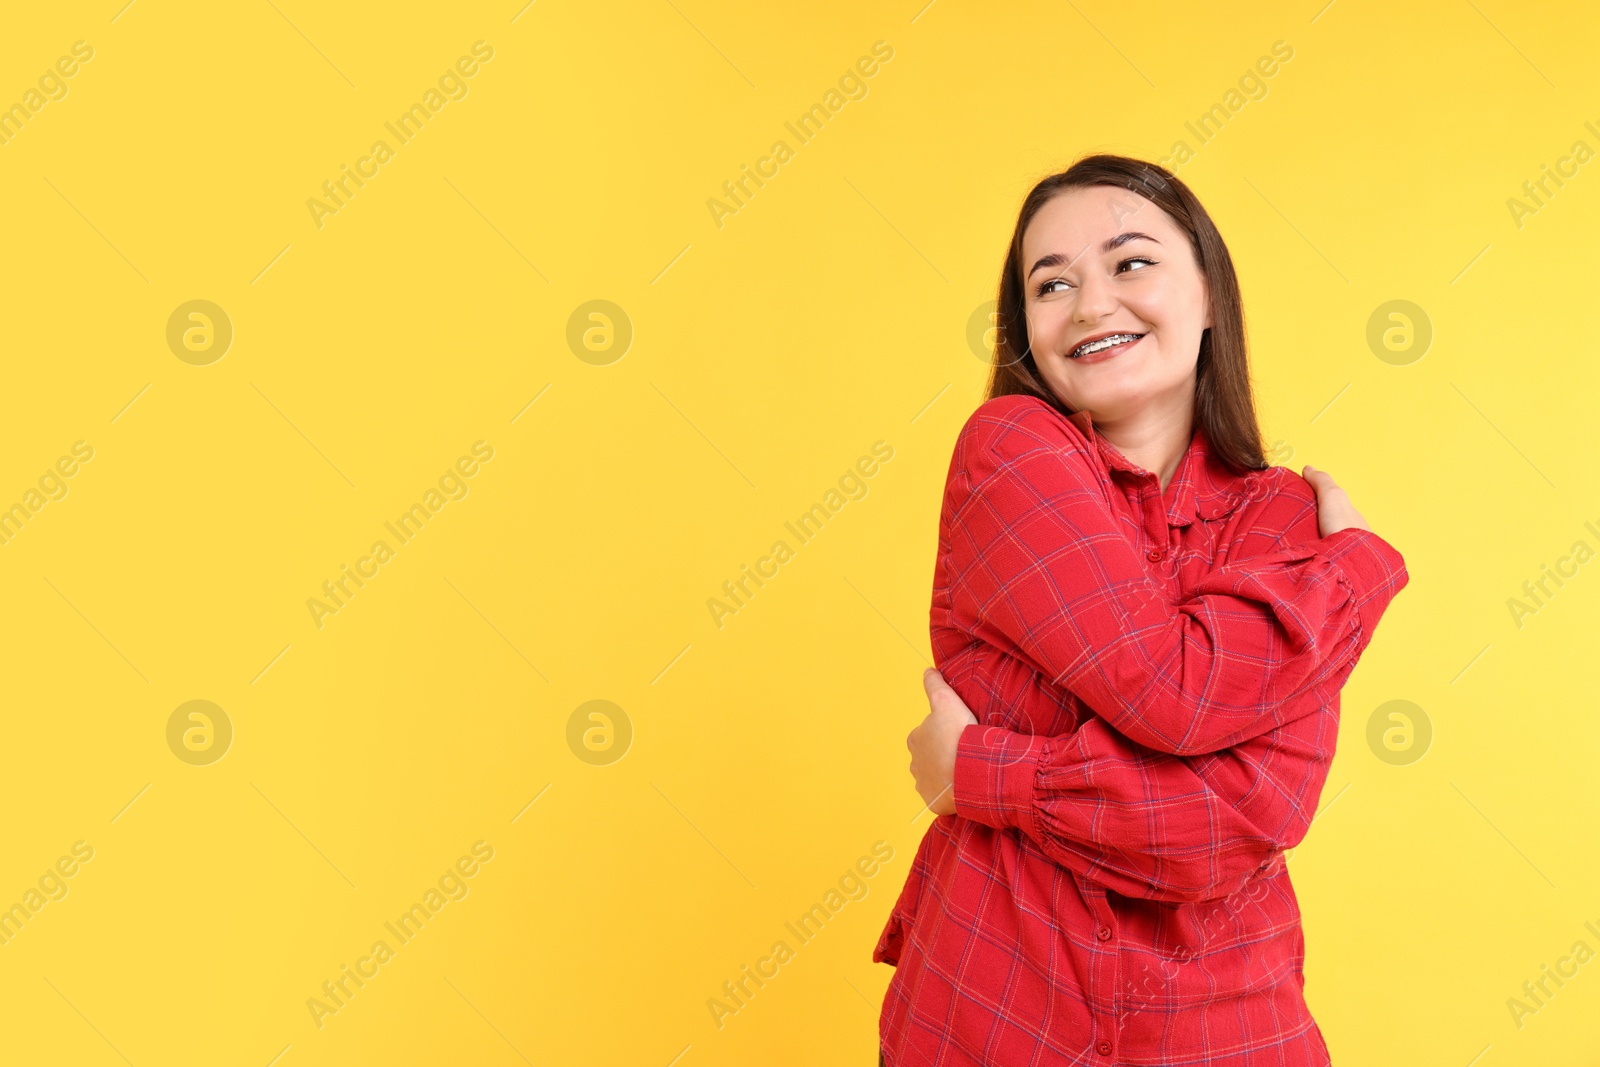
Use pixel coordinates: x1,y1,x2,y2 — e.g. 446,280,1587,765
1301,465,1371,539
907,668,978,817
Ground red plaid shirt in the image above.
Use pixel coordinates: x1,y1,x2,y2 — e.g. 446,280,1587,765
875,394,1409,1066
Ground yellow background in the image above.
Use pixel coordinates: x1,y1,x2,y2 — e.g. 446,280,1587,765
0,0,1595,1063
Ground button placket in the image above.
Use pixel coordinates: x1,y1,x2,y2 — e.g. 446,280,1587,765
1084,887,1120,1062
1135,478,1171,570
1097,917,1117,1057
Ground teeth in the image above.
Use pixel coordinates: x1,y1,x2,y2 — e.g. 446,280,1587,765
1072,333,1142,358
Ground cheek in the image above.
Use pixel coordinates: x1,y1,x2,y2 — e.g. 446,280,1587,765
1034,306,1074,346
1137,291,1203,349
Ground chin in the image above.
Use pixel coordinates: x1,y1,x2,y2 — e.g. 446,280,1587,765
1067,385,1145,419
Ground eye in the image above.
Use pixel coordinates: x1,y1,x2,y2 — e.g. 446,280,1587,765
1032,256,1159,298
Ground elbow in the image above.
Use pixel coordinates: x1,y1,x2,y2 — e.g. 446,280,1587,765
1116,724,1235,759
1109,686,1264,757
1119,701,1277,757
1098,713,1206,757
1272,817,1316,854
1172,733,1267,758
1163,842,1280,903
1157,870,1257,905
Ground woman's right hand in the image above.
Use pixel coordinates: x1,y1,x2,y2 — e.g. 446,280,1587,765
1301,465,1370,538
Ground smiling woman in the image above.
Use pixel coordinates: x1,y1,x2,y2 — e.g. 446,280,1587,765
1006,183,1221,475
876,155,1410,1067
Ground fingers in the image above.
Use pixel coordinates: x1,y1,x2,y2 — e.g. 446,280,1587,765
921,668,953,710
923,669,961,716
1301,464,1339,491
923,670,979,731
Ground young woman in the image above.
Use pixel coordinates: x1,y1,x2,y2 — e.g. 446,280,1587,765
874,156,1409,1066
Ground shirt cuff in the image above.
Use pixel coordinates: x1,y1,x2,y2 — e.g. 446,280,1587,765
1318,526,1409,641
952,724,1047,839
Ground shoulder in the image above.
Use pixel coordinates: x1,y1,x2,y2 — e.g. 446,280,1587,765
951,394,1093,474
1253,464,1315,508
1231,463,1320,544
943,395,1103,514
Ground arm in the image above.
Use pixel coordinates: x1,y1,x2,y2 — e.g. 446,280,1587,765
952,697,1329,903
949,394,1408,756
948,470,1408,903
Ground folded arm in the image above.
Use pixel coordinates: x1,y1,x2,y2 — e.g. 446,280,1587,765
946,430,1409,903
952,694,1331,903
949,394,1408,757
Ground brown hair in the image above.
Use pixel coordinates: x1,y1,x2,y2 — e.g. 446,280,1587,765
985,153,1267,474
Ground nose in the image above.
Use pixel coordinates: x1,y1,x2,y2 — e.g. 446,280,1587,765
1072,268,1118,325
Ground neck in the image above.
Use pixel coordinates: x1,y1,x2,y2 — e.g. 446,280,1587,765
1093,395,1195,492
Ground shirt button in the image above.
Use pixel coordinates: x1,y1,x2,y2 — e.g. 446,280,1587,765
1097,924,1112,940
1146,549,1162,562
1098,1040,1113,1055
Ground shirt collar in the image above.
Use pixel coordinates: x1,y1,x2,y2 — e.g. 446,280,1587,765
1066,408,1253,526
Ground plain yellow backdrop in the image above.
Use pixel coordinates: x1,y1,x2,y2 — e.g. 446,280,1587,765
0,1,1596,1064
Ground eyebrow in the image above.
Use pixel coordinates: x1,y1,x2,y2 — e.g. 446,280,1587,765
1027,231,1162,280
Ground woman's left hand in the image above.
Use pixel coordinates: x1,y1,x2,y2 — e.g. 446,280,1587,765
907,668,978,816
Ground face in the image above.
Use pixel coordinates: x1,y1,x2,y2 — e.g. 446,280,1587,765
1018,184,1212,423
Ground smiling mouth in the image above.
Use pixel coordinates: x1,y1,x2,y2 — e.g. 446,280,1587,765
1069,332,1146,360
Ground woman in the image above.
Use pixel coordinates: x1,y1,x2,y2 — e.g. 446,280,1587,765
873,155,1409,1066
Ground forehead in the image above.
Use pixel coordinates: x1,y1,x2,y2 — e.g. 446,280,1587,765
1022,185,1181,256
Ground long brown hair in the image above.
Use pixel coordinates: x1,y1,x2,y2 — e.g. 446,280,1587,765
985,154,1267,474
